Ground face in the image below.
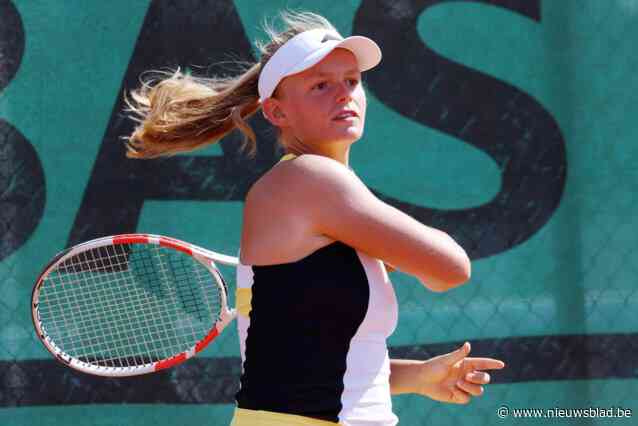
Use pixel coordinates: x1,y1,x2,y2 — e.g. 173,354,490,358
264,48,367,150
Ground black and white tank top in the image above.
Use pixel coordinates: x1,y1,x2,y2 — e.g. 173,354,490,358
234,154,399,426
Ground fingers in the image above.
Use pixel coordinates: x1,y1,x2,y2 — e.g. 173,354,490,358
447,378,486,404
465,357,506,371
446,356,504,404
442,342,471,367
456,379,484,397
450,386,472,404
465,371,491,385
451,366,498,404
449,370,494,403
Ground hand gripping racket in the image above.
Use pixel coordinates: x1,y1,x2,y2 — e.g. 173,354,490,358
31,234,238,377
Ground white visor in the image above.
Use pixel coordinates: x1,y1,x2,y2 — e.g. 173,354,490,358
257,28,382,102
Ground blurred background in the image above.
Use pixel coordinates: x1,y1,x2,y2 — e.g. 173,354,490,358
1,0,637,424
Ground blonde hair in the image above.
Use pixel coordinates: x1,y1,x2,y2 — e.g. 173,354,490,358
123,10,337,159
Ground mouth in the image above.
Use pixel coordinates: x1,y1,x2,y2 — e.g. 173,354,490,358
332,110,359,121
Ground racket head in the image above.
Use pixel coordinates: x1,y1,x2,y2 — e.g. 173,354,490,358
31,234,236,377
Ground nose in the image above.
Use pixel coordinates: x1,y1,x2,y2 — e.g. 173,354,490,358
335,81,353,104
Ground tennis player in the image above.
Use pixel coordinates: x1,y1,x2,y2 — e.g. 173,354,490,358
125,10,505,426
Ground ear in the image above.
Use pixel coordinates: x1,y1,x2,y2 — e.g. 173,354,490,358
261,98,288,126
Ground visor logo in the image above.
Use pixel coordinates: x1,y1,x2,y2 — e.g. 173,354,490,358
321,33,342,43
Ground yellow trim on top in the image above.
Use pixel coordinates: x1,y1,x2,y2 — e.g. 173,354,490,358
236,288,252,317
280,153,298,162
230,408,340,425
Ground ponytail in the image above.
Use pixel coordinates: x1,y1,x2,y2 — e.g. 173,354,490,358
124,63,261,158
123,10,338,159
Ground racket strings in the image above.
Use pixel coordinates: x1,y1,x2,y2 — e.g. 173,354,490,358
42,247,157,365
40,246,159,366
42,246,174,365
37,243,223,368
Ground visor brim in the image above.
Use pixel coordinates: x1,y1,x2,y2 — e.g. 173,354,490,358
285,35,382,78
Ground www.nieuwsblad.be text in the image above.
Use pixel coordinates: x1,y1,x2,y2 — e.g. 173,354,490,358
497,405,632,419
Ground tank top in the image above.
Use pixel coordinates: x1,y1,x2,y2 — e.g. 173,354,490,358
234,153,399,426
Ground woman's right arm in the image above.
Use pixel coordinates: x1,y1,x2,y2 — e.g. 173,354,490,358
282,154,471,292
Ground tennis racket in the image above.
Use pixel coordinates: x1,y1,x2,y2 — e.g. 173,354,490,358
31,233,239,377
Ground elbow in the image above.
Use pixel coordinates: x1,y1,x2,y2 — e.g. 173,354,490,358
423,274,470,293
442,240,472,290
421,253,472,293
457,251,472,284
449,258,472,289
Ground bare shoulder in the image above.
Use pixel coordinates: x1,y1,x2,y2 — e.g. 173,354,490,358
240,154,346,264
246,154,360,204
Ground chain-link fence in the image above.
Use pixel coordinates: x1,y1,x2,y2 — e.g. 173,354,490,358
1,0,637,425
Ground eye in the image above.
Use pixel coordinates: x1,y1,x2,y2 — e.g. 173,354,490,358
312,81,328,91
347,78,359,86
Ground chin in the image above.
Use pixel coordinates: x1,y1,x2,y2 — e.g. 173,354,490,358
335,128,364,142
348,132,364,144
313,128,363,145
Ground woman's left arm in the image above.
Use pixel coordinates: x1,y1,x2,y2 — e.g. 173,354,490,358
389,342,505,404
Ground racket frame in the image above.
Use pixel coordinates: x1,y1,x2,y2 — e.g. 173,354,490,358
31,233,238,377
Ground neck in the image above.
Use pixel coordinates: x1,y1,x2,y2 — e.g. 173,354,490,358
284,135,352,168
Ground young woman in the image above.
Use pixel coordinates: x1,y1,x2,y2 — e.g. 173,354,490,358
125,10,505,426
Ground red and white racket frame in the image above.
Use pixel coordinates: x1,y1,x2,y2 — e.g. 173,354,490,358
31,233,239,377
